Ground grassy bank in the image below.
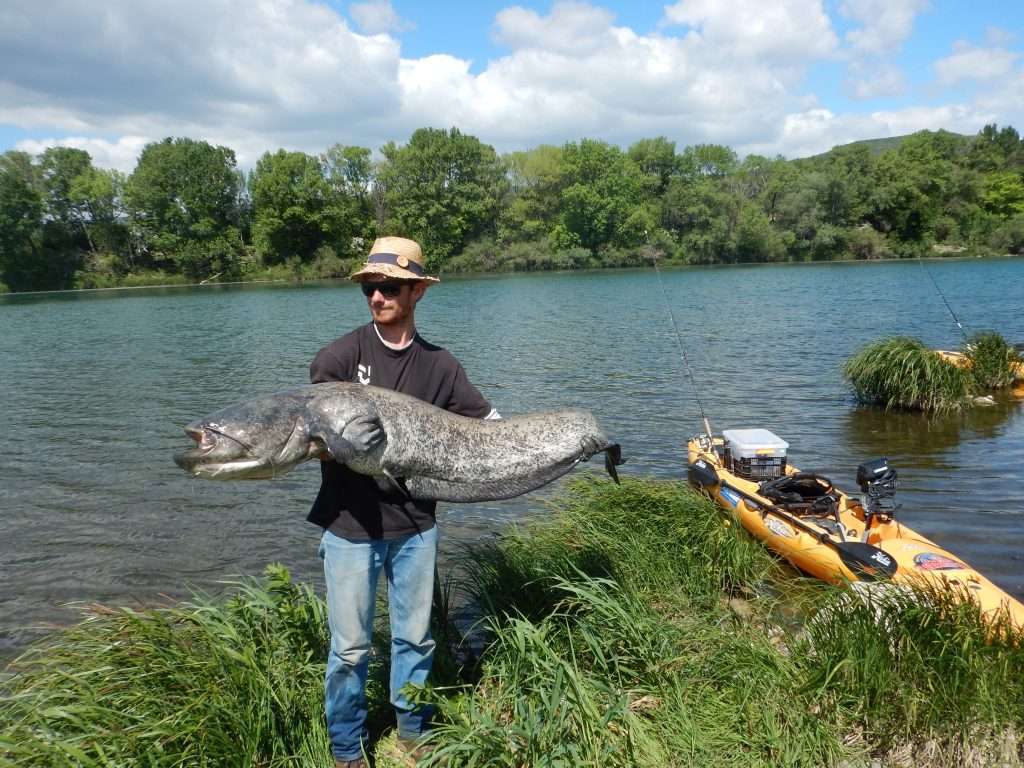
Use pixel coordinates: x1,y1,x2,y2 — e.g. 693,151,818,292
3,478,1023,766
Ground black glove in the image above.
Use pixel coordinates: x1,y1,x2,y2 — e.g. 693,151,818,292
341,415,384,455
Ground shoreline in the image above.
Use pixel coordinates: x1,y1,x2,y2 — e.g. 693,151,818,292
2,252,1019,299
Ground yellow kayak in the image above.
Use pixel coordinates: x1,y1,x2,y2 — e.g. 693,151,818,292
687,429,1024,628
936,349,1024,383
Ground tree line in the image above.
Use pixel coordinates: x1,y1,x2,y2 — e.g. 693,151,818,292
1,124,1022,292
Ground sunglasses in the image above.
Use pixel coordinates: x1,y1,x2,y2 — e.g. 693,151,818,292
360,281,412,298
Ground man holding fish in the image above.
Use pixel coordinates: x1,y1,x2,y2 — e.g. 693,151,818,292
173,236,622,764
309,236,498,767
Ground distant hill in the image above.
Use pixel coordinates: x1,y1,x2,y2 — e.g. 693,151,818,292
806,131,974,160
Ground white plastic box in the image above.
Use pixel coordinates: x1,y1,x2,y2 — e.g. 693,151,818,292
722,429,789,459
722,429,789,481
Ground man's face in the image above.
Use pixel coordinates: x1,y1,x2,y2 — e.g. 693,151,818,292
361,278,426,325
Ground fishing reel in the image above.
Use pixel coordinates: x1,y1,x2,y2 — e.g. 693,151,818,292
856,457,900,521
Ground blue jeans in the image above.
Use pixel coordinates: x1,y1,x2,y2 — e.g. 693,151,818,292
319,526,438,761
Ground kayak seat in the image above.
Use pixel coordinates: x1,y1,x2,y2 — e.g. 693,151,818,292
759,473,838,517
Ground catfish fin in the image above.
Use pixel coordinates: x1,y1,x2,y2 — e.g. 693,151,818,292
604,443,623,484
378,469,411,498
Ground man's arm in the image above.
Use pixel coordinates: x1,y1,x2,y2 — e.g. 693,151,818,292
310,342,356,384
447,363,500,420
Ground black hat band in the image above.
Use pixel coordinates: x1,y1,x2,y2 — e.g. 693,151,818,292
367,253,424,275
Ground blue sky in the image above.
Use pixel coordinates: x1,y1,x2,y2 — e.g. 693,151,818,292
1,0,1022,170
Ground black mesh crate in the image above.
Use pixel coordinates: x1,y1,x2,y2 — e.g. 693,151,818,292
726,452,787,481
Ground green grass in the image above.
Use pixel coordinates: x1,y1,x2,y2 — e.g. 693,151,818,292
0,565,334,766
965,331,1022,390
425,478,1024,766
3,479,1023,767
843,336,974,412
797,580,1024,765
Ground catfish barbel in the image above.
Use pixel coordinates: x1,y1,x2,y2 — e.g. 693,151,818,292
173,383,622,502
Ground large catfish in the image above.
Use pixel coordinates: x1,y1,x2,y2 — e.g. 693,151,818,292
173,383,622,502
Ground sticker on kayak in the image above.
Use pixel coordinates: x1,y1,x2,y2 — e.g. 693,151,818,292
871,551,894,569
765,517,794,538
913,552,965,571
720,487,741,507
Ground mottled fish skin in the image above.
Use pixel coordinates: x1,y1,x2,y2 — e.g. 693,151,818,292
174,382,622,502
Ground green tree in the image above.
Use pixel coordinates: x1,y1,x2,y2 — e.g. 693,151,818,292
251,149,336,264
321,144,376,255
498,145,564,244
677,144,738,181
662,177,739,263
38,147,94,242
981,171,1024,218
759,157,799,226
377,128,506,267
125,137,242,277
69,166,130,262
733,202,786,262
815,143,874,227
0,151,44,290
867,132,963,247
627,137,676,195
968,124,1023,172
557,139,647,252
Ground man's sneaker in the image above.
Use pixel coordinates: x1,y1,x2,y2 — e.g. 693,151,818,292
334,758,367,768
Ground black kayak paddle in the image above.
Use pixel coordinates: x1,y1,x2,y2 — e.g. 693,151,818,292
689,459,898,580
722,480,898,580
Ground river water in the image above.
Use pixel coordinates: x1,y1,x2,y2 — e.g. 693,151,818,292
2,258,1023,654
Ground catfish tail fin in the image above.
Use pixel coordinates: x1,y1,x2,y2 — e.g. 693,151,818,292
604,443,623,484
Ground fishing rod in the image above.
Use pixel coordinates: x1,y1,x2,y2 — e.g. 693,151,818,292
649,255,713,440
916,256,968,342
651,253,901,580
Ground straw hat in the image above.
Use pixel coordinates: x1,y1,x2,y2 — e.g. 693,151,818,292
349,236,440,284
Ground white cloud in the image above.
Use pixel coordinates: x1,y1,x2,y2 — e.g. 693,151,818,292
985,26,1016,47
0,0,1016,170
14,136,151,173
0,0,401,165
349,0,413,35
493,2,617,55
661,0,837,61
749,103,995,159
971,65,1024,131
934,41,1019,85
845,63,907,100
402,17,805,150
840,0,928,55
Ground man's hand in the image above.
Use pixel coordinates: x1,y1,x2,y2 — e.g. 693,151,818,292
318,415,384,463
342,415,384,454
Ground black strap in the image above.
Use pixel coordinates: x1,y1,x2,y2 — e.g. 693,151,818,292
367,252,424,275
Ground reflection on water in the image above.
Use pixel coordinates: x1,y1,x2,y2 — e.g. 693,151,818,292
844,394,1023,459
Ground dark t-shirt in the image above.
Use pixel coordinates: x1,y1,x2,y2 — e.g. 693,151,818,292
307,322,494,540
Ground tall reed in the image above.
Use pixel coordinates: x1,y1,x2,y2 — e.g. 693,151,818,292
797,581,1024,764
965,331,1021,390
0,565,333,767
843,337,973,412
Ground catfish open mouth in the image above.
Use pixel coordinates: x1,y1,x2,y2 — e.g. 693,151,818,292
173,423,261,476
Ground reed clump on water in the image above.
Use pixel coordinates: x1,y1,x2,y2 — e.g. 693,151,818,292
844,337,973,413
965,331,1022,390
844,332,1020,412
2,478,1023,767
